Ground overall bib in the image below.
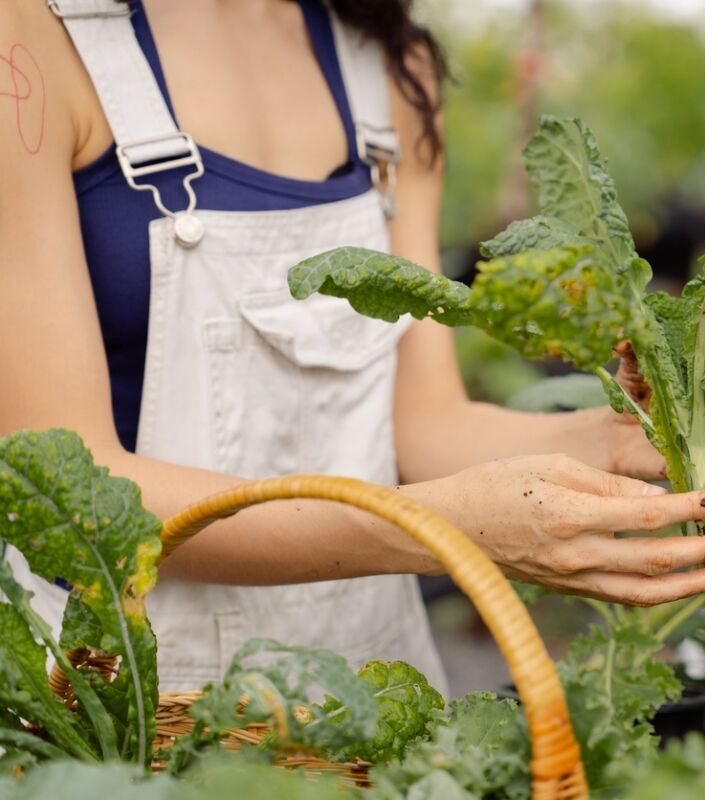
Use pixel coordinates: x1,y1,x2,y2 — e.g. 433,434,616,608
8,0,447,694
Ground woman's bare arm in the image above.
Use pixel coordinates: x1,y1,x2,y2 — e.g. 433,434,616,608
388,49,661,484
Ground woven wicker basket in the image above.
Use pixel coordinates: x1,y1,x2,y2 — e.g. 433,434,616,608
50,475,588,799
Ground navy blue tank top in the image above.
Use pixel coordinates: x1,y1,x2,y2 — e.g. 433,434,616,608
73,0,372,452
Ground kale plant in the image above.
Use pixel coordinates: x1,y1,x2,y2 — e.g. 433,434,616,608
288,116,705,512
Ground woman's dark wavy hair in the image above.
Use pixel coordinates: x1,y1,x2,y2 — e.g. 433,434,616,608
119,0,447,164
330,0,448,164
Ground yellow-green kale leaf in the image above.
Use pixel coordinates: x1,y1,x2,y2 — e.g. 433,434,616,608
471,246,636,370
322,660,445,764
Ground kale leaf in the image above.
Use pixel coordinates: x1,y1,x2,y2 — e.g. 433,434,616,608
320,660,445,764
0,429,161,764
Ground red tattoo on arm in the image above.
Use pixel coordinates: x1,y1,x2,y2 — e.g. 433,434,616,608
0,43,46,156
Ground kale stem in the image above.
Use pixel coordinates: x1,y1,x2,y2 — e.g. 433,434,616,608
604,637,616,706
595,367,654,435
687,304,705,496
639,349,692,497
612,603,629,625
655,594,705,643
582,598,618,628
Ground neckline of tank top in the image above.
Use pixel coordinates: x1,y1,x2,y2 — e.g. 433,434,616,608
73,0,369,198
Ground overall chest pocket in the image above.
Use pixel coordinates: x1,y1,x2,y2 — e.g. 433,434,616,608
203,287,408,480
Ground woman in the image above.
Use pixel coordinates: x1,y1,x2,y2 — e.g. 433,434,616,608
2,0,705,693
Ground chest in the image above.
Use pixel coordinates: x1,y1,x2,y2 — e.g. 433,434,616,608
140,0,349,179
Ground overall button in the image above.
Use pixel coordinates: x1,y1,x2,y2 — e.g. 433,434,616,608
174,213,205,247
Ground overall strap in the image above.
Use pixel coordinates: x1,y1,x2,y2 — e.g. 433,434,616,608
48,0,204,246
329,11,401,220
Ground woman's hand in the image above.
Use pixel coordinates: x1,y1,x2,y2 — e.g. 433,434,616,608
601,404,666,481
409,453,705,605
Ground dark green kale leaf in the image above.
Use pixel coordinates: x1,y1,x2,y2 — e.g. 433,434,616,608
0,560,118,761
288,115,705,496
519,116,638,273
288,246,474,326
0,429,161,765
0,601,95,761
642,274,705,491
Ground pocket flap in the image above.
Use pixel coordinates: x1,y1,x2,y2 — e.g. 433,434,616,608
238,288,410,371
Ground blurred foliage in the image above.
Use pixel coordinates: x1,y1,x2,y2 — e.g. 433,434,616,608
453,327,541,404
436,2,705,253
431,1,705,400
507,373,608,412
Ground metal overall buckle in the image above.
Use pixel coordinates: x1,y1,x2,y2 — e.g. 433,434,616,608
356,123,401,221
48,1,131,19
116,132,206,247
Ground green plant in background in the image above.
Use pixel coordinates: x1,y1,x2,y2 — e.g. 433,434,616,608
453,327,542,405
436,2,705,252
542,10,705,225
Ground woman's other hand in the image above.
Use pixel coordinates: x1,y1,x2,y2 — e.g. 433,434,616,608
599,340,663,480
408,454,705,605
601,403,666,481
615,340,651,410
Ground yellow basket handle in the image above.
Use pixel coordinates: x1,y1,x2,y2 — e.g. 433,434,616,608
160,474,588,800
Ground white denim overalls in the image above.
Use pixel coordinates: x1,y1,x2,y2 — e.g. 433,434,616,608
8,0,447,694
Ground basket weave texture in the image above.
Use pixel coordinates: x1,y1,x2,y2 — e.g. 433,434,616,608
50,475,588,799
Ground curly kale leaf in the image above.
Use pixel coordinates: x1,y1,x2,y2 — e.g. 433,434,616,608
622,733,705,800
559,622,681,797
321,660,445,764
0,429,161,765
369,692,530,800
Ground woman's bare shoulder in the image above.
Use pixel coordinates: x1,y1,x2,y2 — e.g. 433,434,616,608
0,0,110,166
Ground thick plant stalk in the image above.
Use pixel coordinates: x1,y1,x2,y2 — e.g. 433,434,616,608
161,474,588,799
